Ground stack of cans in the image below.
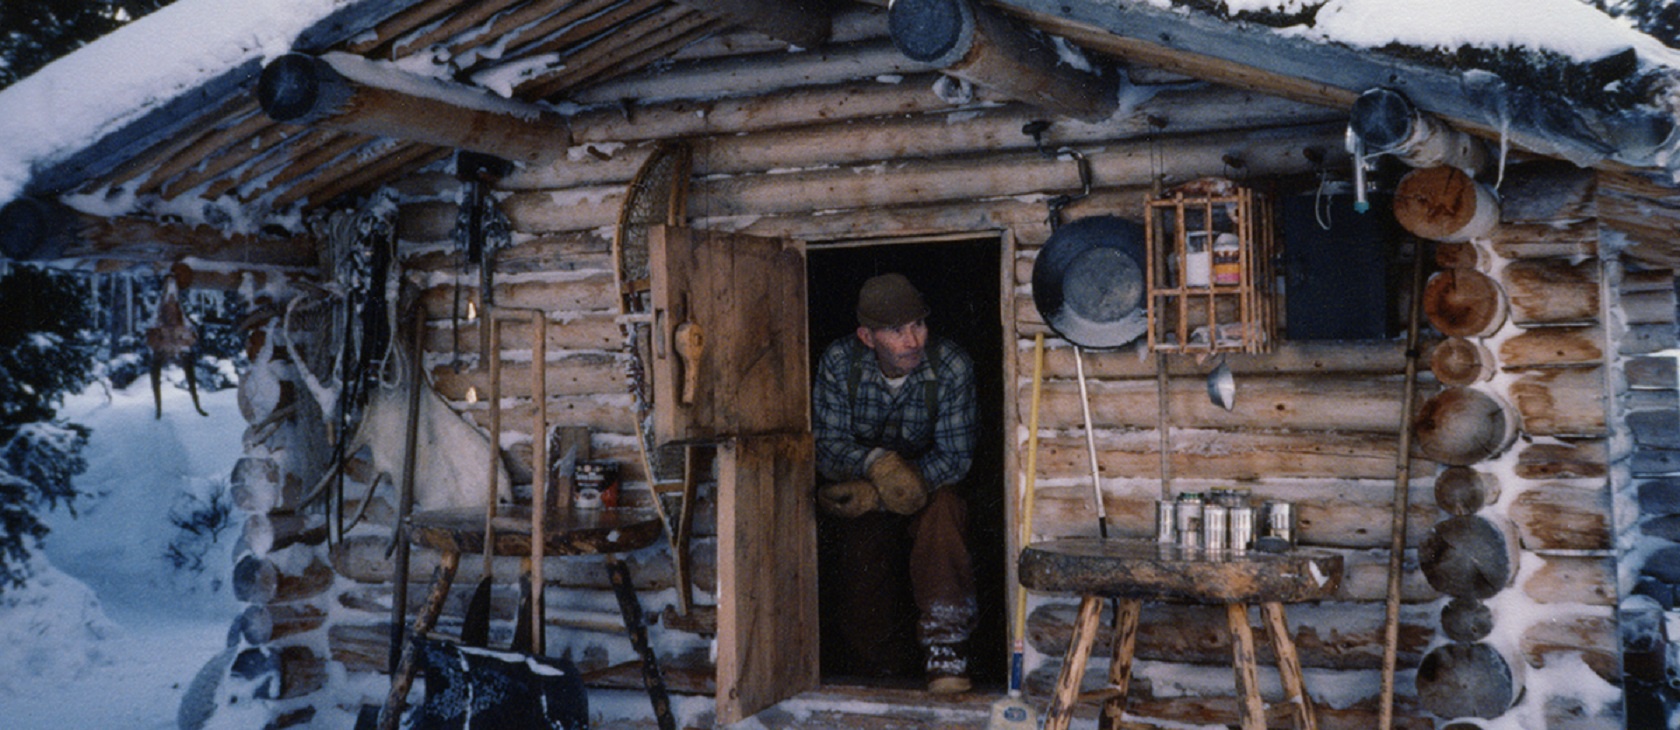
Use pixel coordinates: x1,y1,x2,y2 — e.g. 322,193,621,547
1153,490,1283,557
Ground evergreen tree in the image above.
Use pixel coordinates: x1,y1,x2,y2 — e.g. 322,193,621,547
0,265,101,593
1596,0,1680,48
0,0,175,89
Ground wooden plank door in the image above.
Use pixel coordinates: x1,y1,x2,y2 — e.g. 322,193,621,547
647,225,809,444
716,433,817,723
647,225,816,721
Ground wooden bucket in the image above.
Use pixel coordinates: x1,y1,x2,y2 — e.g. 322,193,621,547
1423,269,1508,338
1414,387,1518,466
1394,165,1500,242
1429,337,1496,386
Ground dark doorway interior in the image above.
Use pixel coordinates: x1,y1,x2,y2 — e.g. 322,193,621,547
806,237,1007,690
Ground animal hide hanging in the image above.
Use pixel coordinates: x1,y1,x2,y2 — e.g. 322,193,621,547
146,264,208,419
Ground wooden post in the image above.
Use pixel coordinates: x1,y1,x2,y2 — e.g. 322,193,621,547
889,0,1118,122
258,52,570,163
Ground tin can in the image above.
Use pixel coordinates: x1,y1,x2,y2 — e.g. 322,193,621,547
1229,506,1256,553
1154,499,1177,544
1176,496,1203,551
1263,500,1297,545
1203,504,1229,552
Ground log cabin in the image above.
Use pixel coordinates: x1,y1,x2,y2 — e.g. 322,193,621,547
2,1,1679,728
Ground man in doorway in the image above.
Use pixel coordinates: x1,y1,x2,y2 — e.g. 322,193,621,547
813,272,979,694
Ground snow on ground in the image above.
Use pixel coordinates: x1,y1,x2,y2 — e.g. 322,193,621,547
0,375,245,730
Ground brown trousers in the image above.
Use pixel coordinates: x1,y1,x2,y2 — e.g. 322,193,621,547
820,487,977,677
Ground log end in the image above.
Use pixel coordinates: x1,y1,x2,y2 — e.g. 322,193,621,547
889,0,975,66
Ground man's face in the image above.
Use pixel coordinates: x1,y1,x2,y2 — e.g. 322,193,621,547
858,319,928,378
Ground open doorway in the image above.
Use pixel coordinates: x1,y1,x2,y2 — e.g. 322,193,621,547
806,235,1007,690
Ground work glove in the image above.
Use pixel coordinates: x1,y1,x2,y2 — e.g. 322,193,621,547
868,451,929,515
818,480,880,518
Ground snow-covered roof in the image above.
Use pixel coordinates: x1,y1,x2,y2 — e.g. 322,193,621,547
0,0,1675,240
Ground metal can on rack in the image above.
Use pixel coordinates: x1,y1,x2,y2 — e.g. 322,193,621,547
1203,504,1229,552
1154,499,1176,544
1263,500,1297,546
1229,506,1256,553
1175,495,1203,551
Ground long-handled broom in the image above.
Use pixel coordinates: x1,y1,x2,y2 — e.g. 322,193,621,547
989,334,1047,730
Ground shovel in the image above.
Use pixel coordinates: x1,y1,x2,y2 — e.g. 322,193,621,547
988,335,1045,730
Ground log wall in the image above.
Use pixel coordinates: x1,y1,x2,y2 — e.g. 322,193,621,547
1401,162,1625,727
274,23,1632,730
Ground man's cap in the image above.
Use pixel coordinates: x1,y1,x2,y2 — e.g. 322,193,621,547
857,273,930,328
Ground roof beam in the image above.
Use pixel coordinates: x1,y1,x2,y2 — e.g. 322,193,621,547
993,0,1680,174
890,0,1118,122
257,52,572,165
671,0,837,48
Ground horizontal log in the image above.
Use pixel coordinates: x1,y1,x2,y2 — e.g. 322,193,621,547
891,0,1117,121
330,533,676,590
1019,338,1415,379
421,315,625,356
1519,612,1618,684
1028,480,1437,550
1509,483,1611,551
672,0,833,48
1622,322,1679,355
1508,366,1607,437
1622,286,1677,326
1521,554,1615,606
234,549,336,604
1497,160,1598,223
1515,440,1607,480
571,39,939,106
1030,373,1411,433
502,123,1345,232
258,52,569,163
1502,258,1602,326
1630,410,1680,450
1030,429,1424,481
417,276,618,321
1485,219,1598,260
1498,326,1605,369
1433,242,1485,269
525,83,1341,190
1626,357,1680,391
429,354,624,400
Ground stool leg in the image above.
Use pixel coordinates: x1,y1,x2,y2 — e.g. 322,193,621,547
1044,594,1105,730
1100,598,1142,730
1262,602,1318,730
606,555,675,730
379,549,460,730
1226,602,1265,730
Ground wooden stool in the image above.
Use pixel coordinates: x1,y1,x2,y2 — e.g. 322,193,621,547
1018,538,1344,730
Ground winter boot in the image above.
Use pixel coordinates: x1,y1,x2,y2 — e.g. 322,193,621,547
926,642,971,694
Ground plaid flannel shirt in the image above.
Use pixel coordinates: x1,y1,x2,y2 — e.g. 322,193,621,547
813,334,978,488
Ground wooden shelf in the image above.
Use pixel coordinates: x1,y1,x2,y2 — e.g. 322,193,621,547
1144,183,1277,355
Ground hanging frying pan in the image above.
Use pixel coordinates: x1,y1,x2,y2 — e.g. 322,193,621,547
1031,215,1148,349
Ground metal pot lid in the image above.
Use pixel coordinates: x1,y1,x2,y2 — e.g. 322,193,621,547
1031,215,1148,349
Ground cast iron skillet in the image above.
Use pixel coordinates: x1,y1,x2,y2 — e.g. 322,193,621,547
1031,215,1149,349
